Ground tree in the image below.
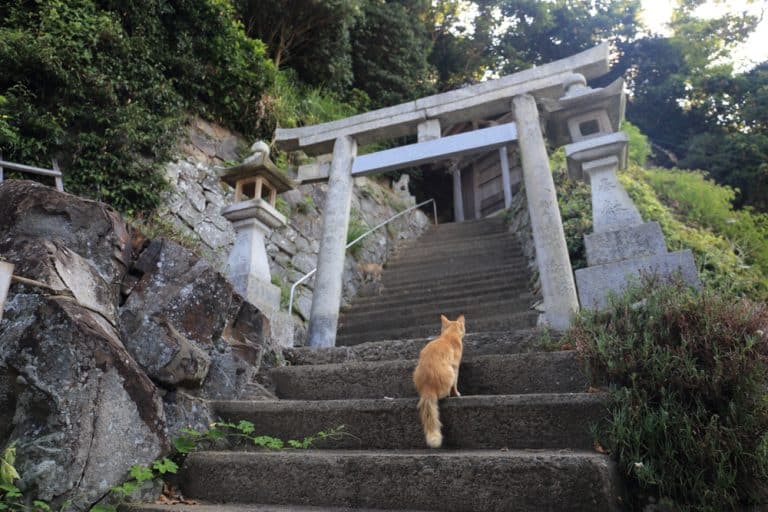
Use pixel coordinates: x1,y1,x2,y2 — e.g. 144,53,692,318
427,0,496,91
233,0,359,92
495,0,642,74
350,0,436,108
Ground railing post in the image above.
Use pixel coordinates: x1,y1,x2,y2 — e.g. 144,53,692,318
0,261,14,322
52,159,64,192
307,135,357,348
0,153,4,184
513,94,579,330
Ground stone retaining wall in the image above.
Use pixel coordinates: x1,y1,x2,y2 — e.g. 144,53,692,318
158,120,431,344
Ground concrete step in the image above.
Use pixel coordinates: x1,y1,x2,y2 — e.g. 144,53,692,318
383,252,526,275
342,286,531,315
179,450,620,511
418,219,508,238
336,310,539,345
211,393,603,450
121,505,429,512
285,328,549,365
387,249,524,270
338,298,534,334
397,230,517,249
389,236,522,261
379,264,531,291
271,351,586,400
381,262,530,287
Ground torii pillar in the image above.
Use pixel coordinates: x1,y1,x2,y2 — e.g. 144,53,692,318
306,136,357,348
513,94,579,330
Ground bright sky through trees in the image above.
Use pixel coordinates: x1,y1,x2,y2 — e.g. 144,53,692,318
640,0,767,70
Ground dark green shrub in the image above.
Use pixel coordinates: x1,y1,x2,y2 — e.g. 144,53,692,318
0,0,275,214
568,278,768,511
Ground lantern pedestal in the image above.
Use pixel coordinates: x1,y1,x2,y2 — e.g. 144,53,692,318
220,143,297,347
545,75,699,309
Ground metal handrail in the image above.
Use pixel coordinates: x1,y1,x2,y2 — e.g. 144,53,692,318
288,198,438,317
0,158,64,191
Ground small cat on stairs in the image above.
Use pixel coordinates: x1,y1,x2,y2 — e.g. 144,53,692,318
412,314,465,448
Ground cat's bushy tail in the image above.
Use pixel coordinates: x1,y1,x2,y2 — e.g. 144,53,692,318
418,394,442,448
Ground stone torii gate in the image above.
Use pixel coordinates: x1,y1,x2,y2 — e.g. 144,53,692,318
273,43,697,348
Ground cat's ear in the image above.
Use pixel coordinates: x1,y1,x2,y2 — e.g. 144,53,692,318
457,314,465,326
441,314,449,328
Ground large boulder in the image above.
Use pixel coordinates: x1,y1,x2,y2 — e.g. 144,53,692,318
119,239,272,395
0,180,276,510
0,180,133,299
0,293,166,510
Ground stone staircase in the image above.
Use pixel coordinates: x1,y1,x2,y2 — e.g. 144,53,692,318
123,217,621,512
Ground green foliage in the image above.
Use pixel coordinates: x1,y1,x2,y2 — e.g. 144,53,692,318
272,275,290,310
171,422,347,454
295,194,315,215
274,197,290,217
0,444,50,511
569,279,768,511
621,165,768,299
643,168,768,275
346,214,369,259
551,149,592,269
496,0,641,75
0,0,275,214
265,70,358,131
233,0,358,92
350,0,436,108
621,121,651,167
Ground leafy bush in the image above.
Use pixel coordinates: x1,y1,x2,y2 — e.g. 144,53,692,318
551,120,768,299
264,70,359,131
644,168,768,278
0,0,275,214
569,279,768,511
621,165,768,299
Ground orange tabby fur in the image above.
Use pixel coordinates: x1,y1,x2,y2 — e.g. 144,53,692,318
412,314,465,448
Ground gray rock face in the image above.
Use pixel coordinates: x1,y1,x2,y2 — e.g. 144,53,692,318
120,239,271,394
0,293,167,510
0,180,133,304
0,180,276,510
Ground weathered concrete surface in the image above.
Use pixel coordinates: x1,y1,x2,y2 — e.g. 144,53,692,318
179,450,621,511
122,503,435,512
585,221,667,267
212,393,604,450
336,216,539,345
307,136,357,348
285,328,549,365
271,351,586,400
336,310,539,346
575,249,700,309
0,294,167,510
514,94,579,330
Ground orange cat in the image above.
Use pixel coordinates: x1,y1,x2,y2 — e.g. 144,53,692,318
412,314,465,448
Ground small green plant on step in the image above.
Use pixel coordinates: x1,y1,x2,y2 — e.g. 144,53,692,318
172,421,348,453
1,423,347,512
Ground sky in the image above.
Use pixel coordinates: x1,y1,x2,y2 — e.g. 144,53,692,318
640,0,768,71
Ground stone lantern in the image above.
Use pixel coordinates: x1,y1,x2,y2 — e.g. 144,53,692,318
544,74,699,309
220,141,297,346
